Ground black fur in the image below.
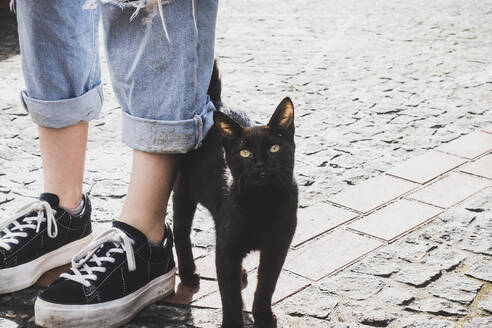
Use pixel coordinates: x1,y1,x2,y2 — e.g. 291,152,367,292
207,59,223,109
173,60,298,328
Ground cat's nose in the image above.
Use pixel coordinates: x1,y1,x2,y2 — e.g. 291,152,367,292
255,160,266,169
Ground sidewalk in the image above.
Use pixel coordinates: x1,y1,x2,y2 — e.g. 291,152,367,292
1,0,492,327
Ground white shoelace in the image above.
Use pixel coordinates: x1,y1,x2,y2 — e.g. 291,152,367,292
61,228,136,287
0,200,58,251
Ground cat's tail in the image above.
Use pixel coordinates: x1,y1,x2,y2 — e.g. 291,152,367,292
207,58,223,110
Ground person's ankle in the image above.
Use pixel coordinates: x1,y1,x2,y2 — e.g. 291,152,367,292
117,217,166,245
43,189,83,209
61,197,85,216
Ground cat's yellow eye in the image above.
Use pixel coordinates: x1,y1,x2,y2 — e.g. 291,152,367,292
270,144,280,153
240,149,252,158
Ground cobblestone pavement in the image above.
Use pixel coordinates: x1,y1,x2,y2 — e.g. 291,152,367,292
1,0,492,327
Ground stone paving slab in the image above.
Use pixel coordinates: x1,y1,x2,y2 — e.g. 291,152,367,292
348,199,442,241
319,272,386,301
192,269,309,312
283,230,383,281
386,150,467,184
193,251,259,281
405,297,468,317
460,153,492,180
394,266,442,288
465,255,492,283
274,285,339,320
477,296,492,314
482,125,492,134
241,269,310,312
421,248,467,272
429,275,483,305
437,131,492,159
407,171,492,209
464,317,492,328
291,203,359,247
328,174,418,214
389,315,455,328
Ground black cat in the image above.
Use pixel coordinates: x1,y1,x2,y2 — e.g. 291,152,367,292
173,61,298,327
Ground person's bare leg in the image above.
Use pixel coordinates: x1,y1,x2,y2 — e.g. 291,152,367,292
39,122,88,208
119,150,180,244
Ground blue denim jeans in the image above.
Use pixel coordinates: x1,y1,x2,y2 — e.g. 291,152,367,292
16,0,218,153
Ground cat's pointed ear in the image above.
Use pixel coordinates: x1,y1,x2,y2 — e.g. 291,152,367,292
268,97,294,133
214,111,243,139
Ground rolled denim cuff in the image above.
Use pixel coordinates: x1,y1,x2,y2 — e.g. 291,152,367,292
21,85,103,128
122,99,215,153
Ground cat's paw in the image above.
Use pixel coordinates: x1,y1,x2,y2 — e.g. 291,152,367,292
253,312,277,328
179,271,200,287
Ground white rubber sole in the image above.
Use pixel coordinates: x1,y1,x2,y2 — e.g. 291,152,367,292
35,267,176,328
0,233,94,294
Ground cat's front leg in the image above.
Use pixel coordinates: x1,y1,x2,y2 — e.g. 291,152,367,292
216,246,244,327
173,176,200,286
252,246,289,328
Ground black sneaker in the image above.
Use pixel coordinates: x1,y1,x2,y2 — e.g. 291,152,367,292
0,193,93,294
35,221,176,328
